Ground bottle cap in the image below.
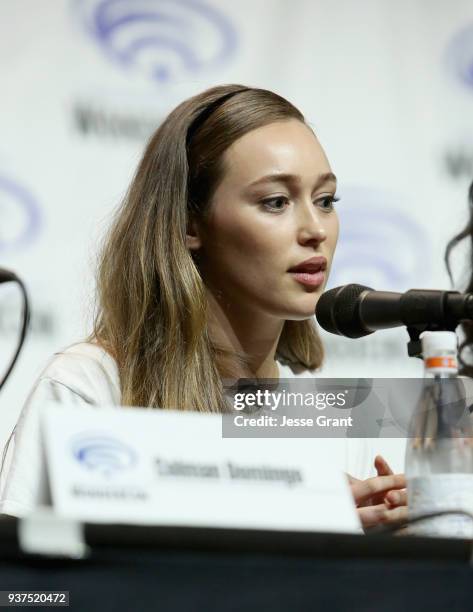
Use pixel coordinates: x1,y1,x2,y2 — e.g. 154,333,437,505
420,331,457,356
421,331,458,371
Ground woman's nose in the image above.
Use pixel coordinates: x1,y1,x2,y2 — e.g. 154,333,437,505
297,204,327,245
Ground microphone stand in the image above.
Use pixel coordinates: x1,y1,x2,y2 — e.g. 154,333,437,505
0,269,30,392
405,290,466,358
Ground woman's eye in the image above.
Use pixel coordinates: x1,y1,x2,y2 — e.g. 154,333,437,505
261,196,289,212
316,196,340,212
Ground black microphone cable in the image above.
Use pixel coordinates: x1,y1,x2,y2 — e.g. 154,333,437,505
0,268,30,393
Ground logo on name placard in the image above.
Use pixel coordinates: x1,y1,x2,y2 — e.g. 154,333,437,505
71,434,137,475
0,175,41,252
73,0,238,82
445,23,473,90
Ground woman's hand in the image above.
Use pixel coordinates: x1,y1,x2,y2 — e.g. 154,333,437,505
347,455,407,531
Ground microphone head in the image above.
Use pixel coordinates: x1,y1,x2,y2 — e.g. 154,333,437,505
316,284,374,338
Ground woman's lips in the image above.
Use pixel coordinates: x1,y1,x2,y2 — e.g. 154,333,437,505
289,270,325,287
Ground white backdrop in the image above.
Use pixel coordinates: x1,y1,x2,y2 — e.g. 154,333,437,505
1,0,473,452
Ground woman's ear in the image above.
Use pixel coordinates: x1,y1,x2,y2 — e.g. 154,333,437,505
185,217,202,252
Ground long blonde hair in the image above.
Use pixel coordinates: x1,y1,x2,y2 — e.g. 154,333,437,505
93,84,324,411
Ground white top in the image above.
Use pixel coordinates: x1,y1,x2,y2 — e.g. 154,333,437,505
0,343,392,517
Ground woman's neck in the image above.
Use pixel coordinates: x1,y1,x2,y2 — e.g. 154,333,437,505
206,291,283,379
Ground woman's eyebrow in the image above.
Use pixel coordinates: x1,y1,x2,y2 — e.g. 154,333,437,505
247,171,337,189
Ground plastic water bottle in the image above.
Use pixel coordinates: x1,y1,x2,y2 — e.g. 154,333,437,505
405,331,473,538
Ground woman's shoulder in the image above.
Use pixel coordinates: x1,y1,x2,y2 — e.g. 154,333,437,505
32,341,121,406
48,341,117,374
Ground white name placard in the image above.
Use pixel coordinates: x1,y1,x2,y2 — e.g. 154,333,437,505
42,403,361,534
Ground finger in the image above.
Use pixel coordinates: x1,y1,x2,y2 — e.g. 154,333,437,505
371,457,397,505
358,504,391,529
384,489,407,508
358,504,408,530
374,455,393,476
352,474,406,505
383,505,408,525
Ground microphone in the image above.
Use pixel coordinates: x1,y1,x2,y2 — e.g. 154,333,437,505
315,284,473,338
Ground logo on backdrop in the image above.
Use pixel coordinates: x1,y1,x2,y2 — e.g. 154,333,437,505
0,175,41,252
72,434,137,476
329,187,430,291
445,23,473,90
74,0,238,82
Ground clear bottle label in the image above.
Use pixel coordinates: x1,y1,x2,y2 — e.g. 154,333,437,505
408,474,473,538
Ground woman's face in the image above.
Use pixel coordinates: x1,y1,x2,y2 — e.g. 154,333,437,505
195,119,339,321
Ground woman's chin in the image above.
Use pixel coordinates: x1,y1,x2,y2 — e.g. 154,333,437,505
263,295,322,321
288,295,323,320
283,305,319,321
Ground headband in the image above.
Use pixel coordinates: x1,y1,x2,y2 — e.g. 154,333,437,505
186,88,250,148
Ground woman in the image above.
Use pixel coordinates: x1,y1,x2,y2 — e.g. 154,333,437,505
0,84,406,527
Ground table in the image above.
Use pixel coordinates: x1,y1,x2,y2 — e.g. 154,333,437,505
1,518,472,611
